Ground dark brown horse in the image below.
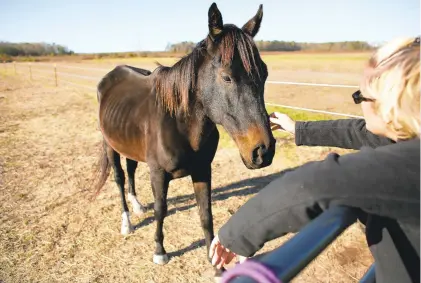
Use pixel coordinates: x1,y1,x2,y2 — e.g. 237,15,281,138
92,2,275,275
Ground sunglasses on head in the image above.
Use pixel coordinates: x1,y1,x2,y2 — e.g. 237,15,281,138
352,90,375,104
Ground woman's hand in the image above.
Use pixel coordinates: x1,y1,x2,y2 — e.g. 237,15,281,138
269,112,296,134
209,235,237,269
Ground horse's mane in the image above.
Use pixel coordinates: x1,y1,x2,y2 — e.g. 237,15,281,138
154,25,264,116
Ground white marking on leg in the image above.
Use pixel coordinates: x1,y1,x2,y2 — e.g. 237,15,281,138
121,211,133,235
153,253,169,265
128,193,146,216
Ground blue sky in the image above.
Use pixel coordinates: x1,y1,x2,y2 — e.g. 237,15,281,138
0,0,419,53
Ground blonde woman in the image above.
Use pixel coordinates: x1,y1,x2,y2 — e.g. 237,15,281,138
209,36,420,283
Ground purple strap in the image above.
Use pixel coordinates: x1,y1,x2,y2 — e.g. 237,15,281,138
219,260,282,283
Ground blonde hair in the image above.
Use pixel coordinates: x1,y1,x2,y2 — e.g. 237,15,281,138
361,36,420,140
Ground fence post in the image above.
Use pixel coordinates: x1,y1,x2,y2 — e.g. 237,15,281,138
13,61,16,75
54,64,58,86
29,63,32,81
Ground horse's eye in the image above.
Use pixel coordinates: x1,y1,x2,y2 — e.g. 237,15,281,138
221,74,232,83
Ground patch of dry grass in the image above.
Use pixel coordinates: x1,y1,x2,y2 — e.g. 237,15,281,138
0,64,373,283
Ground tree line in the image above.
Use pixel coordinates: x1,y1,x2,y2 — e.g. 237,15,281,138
0,42,74,57
0,39,375,62
165,40,374,53
0,40,373,56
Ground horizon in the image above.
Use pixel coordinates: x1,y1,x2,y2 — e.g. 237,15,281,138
0,0,419,53
0,39,383,55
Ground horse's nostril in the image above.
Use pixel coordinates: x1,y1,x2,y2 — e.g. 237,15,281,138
252,147,259,162
252,144,266,165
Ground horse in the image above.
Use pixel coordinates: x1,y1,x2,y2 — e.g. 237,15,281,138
92,2,275,276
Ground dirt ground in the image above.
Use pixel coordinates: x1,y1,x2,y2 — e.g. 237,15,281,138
0,70,373,283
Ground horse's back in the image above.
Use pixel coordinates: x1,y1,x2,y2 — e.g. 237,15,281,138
97,65,156,162
97,65,152,102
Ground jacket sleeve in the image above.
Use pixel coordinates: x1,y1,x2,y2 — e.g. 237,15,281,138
295,119,395,149
217,140,420,257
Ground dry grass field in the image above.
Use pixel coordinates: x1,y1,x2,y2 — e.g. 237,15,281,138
1,52,374,283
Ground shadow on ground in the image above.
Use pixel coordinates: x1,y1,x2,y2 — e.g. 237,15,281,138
133,168,295,258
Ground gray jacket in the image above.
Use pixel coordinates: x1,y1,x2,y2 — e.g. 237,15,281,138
218,119,420,283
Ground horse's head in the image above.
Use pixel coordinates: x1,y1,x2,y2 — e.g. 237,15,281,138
198,3,275,169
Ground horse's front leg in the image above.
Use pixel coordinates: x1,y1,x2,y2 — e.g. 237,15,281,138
191,163,225,277
150,166,170,265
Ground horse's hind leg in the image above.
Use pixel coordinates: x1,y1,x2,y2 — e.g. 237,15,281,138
105,144,133,235
126,158,147,216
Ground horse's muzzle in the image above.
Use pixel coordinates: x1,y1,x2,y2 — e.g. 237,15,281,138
246,138,276,169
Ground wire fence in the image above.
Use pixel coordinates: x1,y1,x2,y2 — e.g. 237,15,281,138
1,62,363,119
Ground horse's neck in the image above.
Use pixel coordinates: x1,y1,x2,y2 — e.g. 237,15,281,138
180,105,216,151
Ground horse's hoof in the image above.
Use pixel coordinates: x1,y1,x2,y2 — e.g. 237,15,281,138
121,224,133,235
153,254,169,265
214,267,225,282
128,194,147,216
121,212,133,235
132,203,147,216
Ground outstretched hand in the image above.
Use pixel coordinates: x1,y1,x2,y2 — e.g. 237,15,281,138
209,235,237,269
269,112,296,134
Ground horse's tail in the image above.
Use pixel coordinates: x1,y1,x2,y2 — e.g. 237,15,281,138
90,72,111,200
90,139,111,200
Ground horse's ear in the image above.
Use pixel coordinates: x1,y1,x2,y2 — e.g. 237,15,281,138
208,3,223,41
242,4,263,37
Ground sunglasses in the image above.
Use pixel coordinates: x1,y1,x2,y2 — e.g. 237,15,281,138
352,90,375,104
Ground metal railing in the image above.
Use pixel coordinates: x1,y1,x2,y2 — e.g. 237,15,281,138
223,207,375,283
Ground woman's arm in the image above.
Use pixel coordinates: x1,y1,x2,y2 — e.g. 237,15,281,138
217,139,420,257
295,119,394,149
